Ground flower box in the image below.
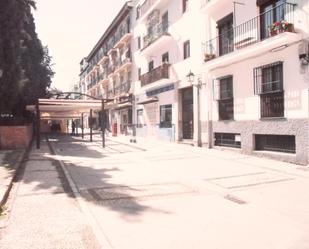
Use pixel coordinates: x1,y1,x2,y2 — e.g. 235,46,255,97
204,53,215,62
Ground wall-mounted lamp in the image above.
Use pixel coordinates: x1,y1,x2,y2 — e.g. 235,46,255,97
186,70,195,83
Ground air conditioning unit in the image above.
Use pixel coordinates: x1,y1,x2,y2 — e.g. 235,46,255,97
298,40,309,65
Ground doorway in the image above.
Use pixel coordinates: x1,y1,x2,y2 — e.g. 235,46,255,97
182,87,193,139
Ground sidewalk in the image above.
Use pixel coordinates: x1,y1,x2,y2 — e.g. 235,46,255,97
0,149,25,212
0,140,99,249
103,133,309,178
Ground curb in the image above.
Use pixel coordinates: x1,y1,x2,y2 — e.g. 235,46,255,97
46,137,113,249
0,142,31,212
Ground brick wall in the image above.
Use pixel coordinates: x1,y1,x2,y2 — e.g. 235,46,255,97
0,125,33,149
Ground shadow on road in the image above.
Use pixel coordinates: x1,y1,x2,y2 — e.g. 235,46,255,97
16,134,159,217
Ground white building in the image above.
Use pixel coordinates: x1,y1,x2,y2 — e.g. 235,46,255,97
132,0,206,143
79,0,309,164
200,0,309,164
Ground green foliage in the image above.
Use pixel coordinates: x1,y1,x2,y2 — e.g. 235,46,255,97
0,0,54,117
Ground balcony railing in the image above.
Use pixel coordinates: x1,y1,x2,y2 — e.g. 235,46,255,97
120,80,131,93
202,2,296,62
114,81,131,96
115,24,130,44
140,0,157,17
140,63,170,87
142,21,169,50
119,49,131,66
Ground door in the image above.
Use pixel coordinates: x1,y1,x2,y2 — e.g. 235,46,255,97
182,87,193,139
260,0,285,39
218,14,234,56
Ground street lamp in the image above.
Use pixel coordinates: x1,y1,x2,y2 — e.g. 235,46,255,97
186,70,205,147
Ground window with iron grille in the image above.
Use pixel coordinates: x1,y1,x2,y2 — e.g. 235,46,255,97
255,134,295,154
215,133,241,148
160,104,172,128
214,76,234,120
254,61,284,117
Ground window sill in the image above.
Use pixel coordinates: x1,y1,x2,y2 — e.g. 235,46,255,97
218,119,235,122
253,150,296,156
259,117,286,121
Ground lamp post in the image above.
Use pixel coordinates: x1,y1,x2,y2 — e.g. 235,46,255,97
186,70,204,147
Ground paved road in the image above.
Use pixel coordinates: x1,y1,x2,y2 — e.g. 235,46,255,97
0,139,100,249
47,134,309,249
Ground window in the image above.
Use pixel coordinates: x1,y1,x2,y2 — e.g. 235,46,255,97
183,40,190,59
160,104,172,128
254,61,284,118
255,134,295,153
138,68,141,80
137,109,143,128
217,13,234,56
162,52,169,63
148,60,154,72
162,11,168,32
215,133,241,148
183,0,188,13
136,5,140,20
214,76,234,120
137,36,141,49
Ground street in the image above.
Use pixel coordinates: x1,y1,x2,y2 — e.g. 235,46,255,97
1,134,309,249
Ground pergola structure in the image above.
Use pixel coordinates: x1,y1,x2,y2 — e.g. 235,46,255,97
26,92,114,149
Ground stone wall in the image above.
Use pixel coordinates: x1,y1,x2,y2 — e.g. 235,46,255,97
212,118,308,165
0,125,33,149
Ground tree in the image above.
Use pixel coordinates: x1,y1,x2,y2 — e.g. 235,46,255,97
0,0,54,117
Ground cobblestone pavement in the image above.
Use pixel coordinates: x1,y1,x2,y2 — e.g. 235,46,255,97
47,134,309,249
0,140,100,249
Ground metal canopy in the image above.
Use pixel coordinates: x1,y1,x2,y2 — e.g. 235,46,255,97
27,92,115,149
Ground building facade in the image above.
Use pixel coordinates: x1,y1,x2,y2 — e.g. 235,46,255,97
200,0,309,164
79,0,309,165
80,2,133,132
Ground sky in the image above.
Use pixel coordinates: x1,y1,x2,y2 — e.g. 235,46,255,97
33,0,127,91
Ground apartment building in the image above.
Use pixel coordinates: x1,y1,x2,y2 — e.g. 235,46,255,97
200,0,309,164
131,0,205,142
79,2,133,132
78,0,309,164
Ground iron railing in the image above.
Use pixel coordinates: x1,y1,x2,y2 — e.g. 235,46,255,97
115,24,130,44
140,63,170,87
114,81,131,96
142,21,169,50
203,2,296,62
140,0,157,17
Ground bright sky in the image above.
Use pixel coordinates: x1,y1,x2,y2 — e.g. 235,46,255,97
33,0,127,91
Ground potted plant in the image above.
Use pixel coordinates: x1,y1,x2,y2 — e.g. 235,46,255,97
204,53,215,62
269,20,294,36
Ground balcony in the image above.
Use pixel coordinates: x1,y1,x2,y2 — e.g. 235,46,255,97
114,25,132,49
140,63,170,87
114,81,131,96
114,50,132,73
202,3,296,65
140,0,168,21
141,22,172,55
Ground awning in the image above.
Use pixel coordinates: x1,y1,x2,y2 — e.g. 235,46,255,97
115,102,132,110
137,96,158,105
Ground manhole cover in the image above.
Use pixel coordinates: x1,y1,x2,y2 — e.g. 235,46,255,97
87,183,195,202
